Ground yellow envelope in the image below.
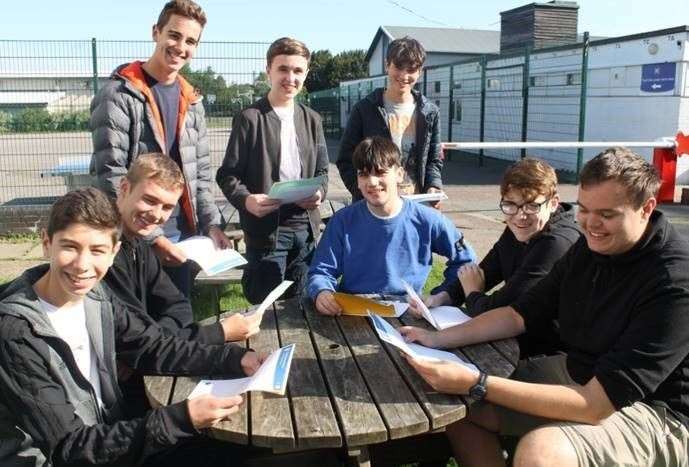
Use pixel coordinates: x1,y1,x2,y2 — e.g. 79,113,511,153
333,292,396,317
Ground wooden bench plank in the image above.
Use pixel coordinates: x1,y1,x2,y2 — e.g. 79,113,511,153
275,299,342,449
337,314,429,439
144,376,174,409
393,314,467,429
302,301,388,447
246,304,296,450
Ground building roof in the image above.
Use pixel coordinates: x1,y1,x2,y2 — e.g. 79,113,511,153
365,26,500,62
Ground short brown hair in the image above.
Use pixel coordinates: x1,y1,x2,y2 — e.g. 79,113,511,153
386,37,426,70
579,147,661,208
266,37,310,66
125,153,185,192
156,0,207,30
47,188,121,243
501,158,558,202
353,137,400,174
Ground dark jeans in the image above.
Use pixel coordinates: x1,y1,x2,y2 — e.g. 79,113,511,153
242,228,314,305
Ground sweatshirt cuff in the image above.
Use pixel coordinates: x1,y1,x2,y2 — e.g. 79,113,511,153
223,343,249,377
159,400,198,442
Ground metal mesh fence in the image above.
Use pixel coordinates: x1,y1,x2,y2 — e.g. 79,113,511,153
321,42,590,174
0,39,269,204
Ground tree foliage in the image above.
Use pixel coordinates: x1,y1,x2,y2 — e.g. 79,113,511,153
305,49,368,92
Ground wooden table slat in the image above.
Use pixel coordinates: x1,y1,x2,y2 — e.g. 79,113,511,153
275,299,342,449
386,316,467,429
302,301,388,447
245,304,296,450
337,314,430,439
143,376,174,408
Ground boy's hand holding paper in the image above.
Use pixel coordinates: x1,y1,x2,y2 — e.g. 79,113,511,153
368,312,478,373
189,344,296,399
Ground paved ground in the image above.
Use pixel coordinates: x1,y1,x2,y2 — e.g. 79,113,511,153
1,139,687,281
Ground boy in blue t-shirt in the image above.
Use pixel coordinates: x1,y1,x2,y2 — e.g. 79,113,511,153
308,136,476,315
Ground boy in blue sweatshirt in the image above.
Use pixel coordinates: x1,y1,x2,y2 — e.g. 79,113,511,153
308,136,476,315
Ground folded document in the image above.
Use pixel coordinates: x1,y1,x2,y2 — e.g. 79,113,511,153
176,236,247,276
188,344,296,398
368,312,478,373
268,175,325,204
402,280,472,330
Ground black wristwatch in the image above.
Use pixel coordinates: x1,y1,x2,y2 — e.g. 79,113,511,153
469,371,488,400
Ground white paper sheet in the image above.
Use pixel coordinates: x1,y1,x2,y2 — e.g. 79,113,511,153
401,280,439,328
267,175,325,204
368,312,478,374
401,192,448,204
430,306,472,330
188,344,296,399
176,236,247,275
243,280,293,322
401,281,472,330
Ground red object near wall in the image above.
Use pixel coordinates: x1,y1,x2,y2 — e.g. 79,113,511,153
652,132,688,204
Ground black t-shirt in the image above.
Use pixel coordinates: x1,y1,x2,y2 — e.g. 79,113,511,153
513,210,689,428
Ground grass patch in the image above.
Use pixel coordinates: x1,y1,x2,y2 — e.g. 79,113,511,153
0,232,40,243
191,282,250,321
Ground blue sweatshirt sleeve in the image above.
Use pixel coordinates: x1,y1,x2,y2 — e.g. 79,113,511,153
430,215,477,295
307,214,344,299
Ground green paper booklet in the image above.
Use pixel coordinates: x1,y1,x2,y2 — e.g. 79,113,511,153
268,175,325,204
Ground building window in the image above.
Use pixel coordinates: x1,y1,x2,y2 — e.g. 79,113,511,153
567,73,581,85
487,78,501,90
434,81,441,93
454,100,462,122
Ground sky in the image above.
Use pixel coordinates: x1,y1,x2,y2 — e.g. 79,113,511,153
2,0,687,54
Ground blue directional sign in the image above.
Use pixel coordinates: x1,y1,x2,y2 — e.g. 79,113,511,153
641,62,676,93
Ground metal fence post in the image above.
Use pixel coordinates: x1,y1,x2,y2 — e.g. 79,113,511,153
576,32,590,180
91,38,99,94
448,65,454,146
521,47,531,159
479,56,487,167
423,68,428,96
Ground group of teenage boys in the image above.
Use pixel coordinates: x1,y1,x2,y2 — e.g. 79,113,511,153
0,0,687,466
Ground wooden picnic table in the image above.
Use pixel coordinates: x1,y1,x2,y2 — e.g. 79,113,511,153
145,297,518,466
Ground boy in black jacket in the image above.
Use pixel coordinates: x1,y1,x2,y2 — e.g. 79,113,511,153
410,158,581,357
111,152,259,344
401,148,689,466
217,37,329,304
0,188,262,466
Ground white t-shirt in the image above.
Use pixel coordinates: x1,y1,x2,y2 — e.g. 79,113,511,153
273,105,302,181
40,298,103,407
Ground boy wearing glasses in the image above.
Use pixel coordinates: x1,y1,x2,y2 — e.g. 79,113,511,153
308,137,475,316
409,158,580,357
400,149,689,466
336,37,443,205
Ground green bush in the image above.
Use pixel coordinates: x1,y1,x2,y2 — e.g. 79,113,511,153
0,111,12,133
6,108,90,133
12,108,53,132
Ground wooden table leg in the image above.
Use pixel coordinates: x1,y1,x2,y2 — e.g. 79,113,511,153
346,446,371,467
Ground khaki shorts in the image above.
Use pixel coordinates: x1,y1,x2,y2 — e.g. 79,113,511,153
496,354,689,467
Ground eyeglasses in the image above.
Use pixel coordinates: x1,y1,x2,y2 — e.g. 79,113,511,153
499,198,550,215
